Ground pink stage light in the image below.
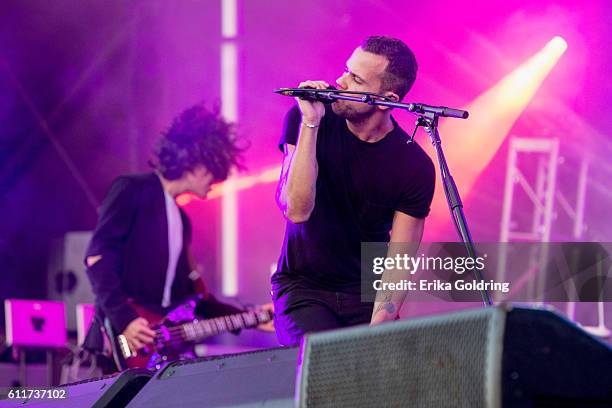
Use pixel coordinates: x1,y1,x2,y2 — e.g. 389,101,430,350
183,36,569,244
425,36,568,239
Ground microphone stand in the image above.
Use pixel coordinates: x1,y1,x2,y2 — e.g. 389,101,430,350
416,112,493,307
275,88,493,306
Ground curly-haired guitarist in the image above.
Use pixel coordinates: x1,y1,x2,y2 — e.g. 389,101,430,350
83,103,271,371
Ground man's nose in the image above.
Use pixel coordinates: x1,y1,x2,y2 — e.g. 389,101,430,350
336,73,349,89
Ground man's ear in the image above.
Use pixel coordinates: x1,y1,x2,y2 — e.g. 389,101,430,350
377,91,400,111
384,91,400,102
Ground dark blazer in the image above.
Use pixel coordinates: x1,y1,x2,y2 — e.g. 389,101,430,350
85,173,195,334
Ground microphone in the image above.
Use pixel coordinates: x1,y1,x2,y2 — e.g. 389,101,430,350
274,86,337,104
407,103,469,119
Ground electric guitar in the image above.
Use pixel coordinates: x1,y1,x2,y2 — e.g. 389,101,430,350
104,297,274,371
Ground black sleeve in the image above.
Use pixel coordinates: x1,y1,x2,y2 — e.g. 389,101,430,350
278,104,302,153
396,153,436,219
85,176,139,334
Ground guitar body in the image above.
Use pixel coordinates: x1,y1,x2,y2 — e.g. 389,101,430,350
125,299,197,370
105,297,273,371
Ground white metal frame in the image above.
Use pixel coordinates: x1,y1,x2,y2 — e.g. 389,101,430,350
498,136,609,338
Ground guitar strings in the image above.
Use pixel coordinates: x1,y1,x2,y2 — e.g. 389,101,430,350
160,310,269,336
151,311,271,341
143,313,274,354
156,314,261,338
134,312,273,358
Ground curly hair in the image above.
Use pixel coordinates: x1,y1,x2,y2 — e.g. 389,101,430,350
361,36,418,100
151,103,246,181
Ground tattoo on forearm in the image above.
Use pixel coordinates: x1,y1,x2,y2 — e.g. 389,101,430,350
383,303,396,314
374,293,392,315
373,300,396,317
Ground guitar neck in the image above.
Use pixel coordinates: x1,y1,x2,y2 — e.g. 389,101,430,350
182,309,271,342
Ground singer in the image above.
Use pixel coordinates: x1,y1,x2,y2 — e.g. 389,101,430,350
272,36,436,346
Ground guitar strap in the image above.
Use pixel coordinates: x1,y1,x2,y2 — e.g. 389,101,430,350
103,317,127,371
186,244,209,300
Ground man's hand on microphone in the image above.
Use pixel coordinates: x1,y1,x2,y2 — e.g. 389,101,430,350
296,80,329,125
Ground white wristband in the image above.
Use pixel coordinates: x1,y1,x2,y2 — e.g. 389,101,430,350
302,121,319,129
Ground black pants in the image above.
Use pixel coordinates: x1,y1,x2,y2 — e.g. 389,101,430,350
272,283,374,346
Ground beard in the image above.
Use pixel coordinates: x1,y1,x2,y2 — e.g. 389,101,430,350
332,100,377,122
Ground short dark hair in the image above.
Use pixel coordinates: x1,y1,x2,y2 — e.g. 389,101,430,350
151,103,246,181
361,36,418,100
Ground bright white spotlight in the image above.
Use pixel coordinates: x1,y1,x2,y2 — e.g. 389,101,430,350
549,36,568,54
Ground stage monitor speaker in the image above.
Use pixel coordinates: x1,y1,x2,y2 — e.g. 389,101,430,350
298,305,612,408
0,369,152,408
47,231,94,331
126,347,298,408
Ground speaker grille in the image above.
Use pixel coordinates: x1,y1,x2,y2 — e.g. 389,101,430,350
298,307,505,408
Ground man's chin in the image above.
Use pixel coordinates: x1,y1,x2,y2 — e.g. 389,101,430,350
332,104,370,121
332,103,350,119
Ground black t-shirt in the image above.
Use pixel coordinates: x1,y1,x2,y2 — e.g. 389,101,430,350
273,105,435,292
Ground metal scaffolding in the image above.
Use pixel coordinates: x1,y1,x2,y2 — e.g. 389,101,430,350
498,137,609,338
